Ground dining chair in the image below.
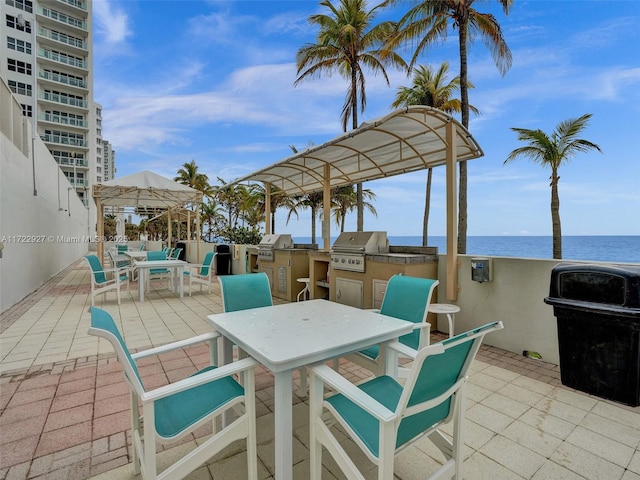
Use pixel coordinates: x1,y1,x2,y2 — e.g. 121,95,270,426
138,243,146,251
183,251,216,296
308,321,504,480
218,273,309,395
88,307,258,480
146,250,172,291
84,254,130,305
166,247,175,259
343,275,439,376
171,247,183,260
116,244,128,254
107,248,131,269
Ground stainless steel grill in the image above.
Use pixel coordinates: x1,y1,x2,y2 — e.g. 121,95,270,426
257,234,293,262
331,231,388,273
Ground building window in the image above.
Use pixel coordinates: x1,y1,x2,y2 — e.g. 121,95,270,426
6,14,31,33
6,0,33,13
8,80,32,96
21,104,33,117
7,58,32,75
97,176,102,182
7,36,32,54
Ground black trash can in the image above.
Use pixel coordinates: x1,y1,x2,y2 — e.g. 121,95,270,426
176,242,186,261
215,244,232,275
544,263,640,406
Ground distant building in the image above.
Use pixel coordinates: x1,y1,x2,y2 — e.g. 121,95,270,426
1,0,114,224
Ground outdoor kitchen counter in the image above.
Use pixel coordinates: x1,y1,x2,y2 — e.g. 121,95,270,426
366,252,438,264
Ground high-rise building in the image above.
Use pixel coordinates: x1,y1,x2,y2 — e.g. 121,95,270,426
1,0,101,210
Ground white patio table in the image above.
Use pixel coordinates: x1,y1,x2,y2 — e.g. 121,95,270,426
207,299,412,480
123,250,148,260
134,259,187,302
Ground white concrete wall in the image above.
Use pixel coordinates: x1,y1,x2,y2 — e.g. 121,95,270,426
437,255,640,365
1,80,89,313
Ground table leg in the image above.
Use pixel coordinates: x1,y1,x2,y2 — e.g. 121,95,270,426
178,265,184,298
274,370,293,480
139,269,145,302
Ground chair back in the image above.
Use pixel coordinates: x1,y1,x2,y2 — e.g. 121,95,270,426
395,322,503,446
199,251,216,276
172,247,183,259
218,273,272,312
379,275,438,350
116,244,128,254
139,244,145,251
147,250,166,261
84,254,107,283
88,307,145,394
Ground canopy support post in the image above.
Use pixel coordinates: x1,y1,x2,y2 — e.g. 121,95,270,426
446,120,458,301
265,183,272,235
323,164,331,252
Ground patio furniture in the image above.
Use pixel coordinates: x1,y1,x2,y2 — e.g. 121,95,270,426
139,243,146,251
308,321,504,480
343,275,439,376
171,247,183,260
116,244,128,254
88,307,258,480
207,299,413,480
145,250,173,291
296,277,310,302
107,248,131,269
427,303,460,338
84,254,130,306
183,251,216,296
166,247,175,259
135,257,187,302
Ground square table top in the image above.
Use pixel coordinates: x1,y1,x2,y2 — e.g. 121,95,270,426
207,299,412,372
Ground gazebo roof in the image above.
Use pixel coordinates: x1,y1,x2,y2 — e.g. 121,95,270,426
93,170,202,208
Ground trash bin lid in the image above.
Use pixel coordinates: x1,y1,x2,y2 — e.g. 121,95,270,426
547,263,640,309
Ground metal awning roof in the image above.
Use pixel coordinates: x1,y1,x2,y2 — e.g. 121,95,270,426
231,106,483,196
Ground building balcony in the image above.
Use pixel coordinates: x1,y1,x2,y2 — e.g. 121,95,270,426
37,26,87,55
40,132,87,148
39,112,87,129
37,48,87,72
38,69,87,90
39,91,88,109
54,155,88,167
55,0,88,13
36,6,87,32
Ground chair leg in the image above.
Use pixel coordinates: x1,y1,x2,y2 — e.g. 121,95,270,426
309,373,324,480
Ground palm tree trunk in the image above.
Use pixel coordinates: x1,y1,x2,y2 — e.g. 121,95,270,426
351,68,364,232
311,206,317,244
457,15,470,255
422,168,433,246
550,170,562,259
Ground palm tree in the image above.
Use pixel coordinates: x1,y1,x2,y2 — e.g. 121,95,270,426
391,62,478,246
251,183,293,234
286,192,325,244
331,185,377,232
200,199,224,242
504,114,602,259
295,0,406,231
174,159,211,196
386,0,512,253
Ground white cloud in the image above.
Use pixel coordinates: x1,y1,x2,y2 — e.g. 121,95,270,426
93,0,131,45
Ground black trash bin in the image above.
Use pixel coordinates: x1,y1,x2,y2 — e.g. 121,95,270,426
176,242,186,261
215,244,231,275
544,263,640,406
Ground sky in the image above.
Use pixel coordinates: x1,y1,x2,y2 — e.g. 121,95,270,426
92,0,640,238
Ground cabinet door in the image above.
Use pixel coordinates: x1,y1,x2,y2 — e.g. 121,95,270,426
372,279,388,310
335,278,363,309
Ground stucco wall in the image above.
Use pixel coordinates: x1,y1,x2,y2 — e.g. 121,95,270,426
1,84,89,313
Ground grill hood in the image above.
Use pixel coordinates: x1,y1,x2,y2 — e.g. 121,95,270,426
332,231,389,254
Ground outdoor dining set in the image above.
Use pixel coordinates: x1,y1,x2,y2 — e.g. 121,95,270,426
84,244,217,304
84,247,503,480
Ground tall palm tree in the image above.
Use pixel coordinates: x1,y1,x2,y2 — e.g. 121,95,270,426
295,0,406,231
286,192,325,244
504,114,602,259
200,199,224,242
391,62,478,246
386,0,512,253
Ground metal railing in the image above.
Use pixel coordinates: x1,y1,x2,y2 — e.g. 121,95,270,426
38,27,86,50
38,48,87,69
41,133,87,147
39,112,87,128
37,7,87,30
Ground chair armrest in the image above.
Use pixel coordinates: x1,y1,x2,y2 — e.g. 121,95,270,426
364,309,380,313
142,357,258,402
309,363,396,423
411,321,431,331
132,332,220,360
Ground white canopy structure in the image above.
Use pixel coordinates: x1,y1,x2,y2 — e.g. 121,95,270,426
230,106,484,300
92,170,203,262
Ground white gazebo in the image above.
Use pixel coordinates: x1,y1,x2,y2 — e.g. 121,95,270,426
229,106,484,300
92,170,203,262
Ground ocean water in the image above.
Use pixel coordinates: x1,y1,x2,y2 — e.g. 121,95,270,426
294,235,640,264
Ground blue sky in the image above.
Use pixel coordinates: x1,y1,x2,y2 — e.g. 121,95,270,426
92,0,640,238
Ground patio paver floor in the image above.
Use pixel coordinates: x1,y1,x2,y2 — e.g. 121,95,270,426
1,259,639,480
